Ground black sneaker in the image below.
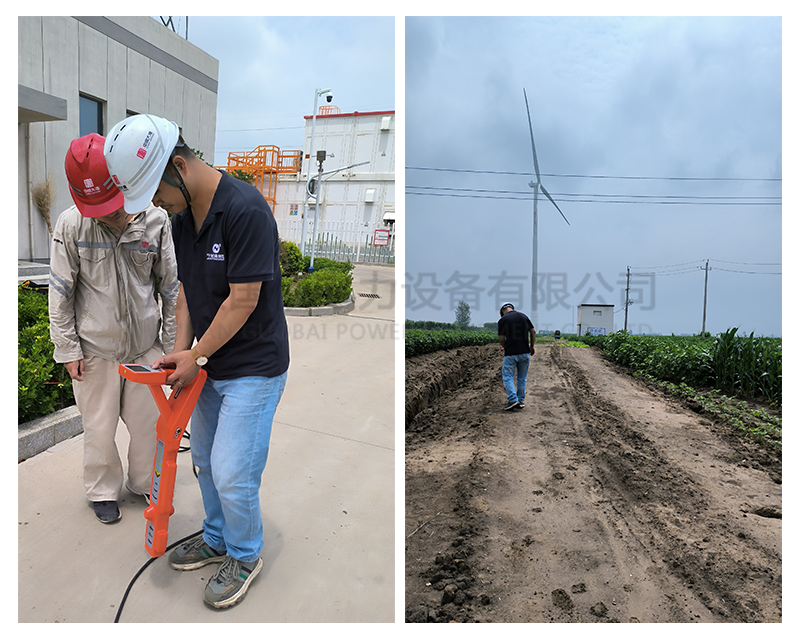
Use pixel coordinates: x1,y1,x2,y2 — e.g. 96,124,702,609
204,555,263,608
517,401,525,409
504,401,519,411
93,501,121,524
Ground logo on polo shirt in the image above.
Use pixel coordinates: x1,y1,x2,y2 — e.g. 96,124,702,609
207,243,225,261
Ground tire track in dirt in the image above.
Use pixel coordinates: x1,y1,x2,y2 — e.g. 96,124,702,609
405,343,781,623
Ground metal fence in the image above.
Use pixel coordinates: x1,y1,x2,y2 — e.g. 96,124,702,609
276,218,395,265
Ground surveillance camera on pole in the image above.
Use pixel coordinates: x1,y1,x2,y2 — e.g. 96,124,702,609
305,151,327,198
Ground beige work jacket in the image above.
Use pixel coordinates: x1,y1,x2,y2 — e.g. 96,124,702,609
48,204,178,364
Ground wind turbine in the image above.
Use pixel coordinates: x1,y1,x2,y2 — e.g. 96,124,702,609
524,87,570,327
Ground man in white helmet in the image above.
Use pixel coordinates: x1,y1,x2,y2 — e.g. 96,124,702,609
105,114,289,609
497,302,535,410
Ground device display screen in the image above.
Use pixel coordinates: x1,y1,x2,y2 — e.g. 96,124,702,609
124,364,158,373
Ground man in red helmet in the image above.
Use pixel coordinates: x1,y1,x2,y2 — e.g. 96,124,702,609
48,133,178,524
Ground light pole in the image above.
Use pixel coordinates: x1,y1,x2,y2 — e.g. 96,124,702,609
300,87,332,256
307,159,370,273
308,150,326,273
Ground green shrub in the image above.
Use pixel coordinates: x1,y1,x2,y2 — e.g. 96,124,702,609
282,268,353,307
303,256,354,274
279,240,304,276
19,283,48,328
18,283,74,424
281,276,297,307
293,269,353,306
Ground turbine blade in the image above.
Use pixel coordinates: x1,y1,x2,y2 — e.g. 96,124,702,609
540,184,570,226
523,88,541,182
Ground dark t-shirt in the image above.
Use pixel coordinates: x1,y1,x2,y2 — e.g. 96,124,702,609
172,171,289,380
498,310,534,356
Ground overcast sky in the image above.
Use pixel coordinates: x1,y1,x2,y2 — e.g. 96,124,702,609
163,16,395,167
405,16,782,337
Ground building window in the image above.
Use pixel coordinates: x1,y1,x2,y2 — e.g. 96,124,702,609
79,95,103,136
593,310,602,316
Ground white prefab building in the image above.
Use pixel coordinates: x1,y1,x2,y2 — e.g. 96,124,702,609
272,109,395,262
18,16,218,262
577,304,614,336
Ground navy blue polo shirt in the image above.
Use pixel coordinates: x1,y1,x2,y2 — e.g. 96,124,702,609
172,171,289,380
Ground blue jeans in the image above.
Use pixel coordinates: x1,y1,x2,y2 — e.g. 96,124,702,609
502,354,530,403
190,373,287,562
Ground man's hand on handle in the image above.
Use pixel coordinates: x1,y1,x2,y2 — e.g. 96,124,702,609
153,350,200,389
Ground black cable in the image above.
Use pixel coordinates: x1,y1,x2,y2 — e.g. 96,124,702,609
113,529,203,623
114,432,199,622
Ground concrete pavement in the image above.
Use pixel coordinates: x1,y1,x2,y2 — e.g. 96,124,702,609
17,264,396,623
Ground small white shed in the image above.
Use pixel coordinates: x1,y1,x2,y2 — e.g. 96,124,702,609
577,304,614,336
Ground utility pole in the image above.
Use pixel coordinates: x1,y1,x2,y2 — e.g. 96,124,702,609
701,260,709,335
624,265,631,331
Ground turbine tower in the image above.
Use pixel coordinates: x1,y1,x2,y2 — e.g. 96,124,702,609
524,87,570,327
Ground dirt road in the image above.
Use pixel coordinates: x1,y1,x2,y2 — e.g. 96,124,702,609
405,343,782,623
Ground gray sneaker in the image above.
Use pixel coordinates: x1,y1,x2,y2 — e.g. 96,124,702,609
168,536,226,571
204,555,263,608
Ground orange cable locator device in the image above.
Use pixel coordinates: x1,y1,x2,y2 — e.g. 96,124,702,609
118,364,207,557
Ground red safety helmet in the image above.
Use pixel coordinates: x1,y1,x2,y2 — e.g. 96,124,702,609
65,133,125,218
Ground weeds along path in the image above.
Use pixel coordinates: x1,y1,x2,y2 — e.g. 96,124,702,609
405,343,782,623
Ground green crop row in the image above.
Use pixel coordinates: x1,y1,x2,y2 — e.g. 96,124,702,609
405,329,497,358
569,329,781,406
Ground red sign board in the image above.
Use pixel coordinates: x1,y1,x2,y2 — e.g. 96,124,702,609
373,229,391,247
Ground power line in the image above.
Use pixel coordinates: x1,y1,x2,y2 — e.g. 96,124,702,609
407,166,782,182
713,267,782,275
630,259,781,277
709,258,781,266
406,185,780,205
406,190,780,206
631,260,706,270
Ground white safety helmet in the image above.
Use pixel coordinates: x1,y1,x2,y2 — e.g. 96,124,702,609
104,114,180,214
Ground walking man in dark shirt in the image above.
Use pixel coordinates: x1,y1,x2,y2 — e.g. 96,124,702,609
497,303,535,410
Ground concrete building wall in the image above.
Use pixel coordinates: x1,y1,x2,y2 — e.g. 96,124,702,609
18,16,218,261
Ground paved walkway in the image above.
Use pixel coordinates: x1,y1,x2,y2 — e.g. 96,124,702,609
17,264,396,623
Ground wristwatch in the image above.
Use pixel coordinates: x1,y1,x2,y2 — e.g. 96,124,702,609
191,347,208,366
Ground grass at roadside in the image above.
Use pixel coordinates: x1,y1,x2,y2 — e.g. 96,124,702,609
637,373,781,449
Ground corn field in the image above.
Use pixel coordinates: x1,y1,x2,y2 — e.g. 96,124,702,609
573,329,781,406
